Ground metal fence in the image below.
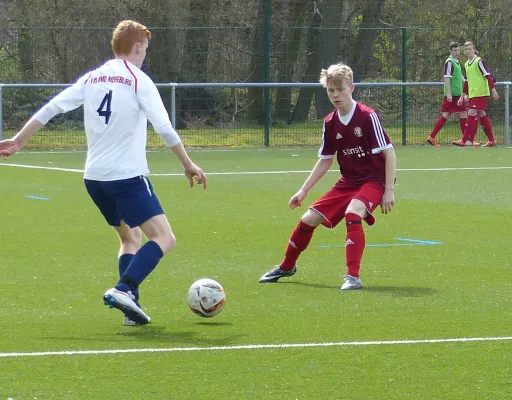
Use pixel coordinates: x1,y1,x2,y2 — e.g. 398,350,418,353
2,26,512,85
0,81,510,148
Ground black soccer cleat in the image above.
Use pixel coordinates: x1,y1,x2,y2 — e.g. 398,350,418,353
259,265,297,283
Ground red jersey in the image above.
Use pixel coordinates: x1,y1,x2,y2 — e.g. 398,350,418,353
319,102,392,187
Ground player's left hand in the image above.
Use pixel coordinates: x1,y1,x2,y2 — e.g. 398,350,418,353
289,189,307,209
380,189,395,214
491,89,499,101
185,164,207,189
0,139,21,160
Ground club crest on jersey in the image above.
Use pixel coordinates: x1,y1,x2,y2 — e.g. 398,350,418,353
354,127,362,137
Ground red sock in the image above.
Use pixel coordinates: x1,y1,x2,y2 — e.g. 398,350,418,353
280,220,315,270
463,115,478,142
459,118,467,135
430,116,447,138
479,116,495,142
345,213,365,278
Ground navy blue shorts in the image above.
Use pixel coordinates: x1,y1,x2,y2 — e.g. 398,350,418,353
84,176,164,228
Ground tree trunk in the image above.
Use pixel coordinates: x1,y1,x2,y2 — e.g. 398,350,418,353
273,0,308,122
290,1,322,122
49,30,70,82
178,0,214,126
15,0,33,82
18,28,34,82
180,0,213,82
314,0,345,117
246,0,266,123
347,0,385,82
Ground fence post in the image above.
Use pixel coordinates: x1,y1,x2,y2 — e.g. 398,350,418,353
505,83,510,146
401,27,407,146
170,83,176,129
263,0,271,147
0,85,3,140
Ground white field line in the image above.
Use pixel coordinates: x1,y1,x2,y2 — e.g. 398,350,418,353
17,148,304,154
2,163,512,176
0,163,84,173
1,336,510,358
13,147,512,155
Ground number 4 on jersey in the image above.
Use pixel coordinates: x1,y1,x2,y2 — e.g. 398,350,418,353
97,90,112,124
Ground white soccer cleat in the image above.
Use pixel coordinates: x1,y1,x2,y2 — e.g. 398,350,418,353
123,316,142,326
103,288,151,325
341,275,363,291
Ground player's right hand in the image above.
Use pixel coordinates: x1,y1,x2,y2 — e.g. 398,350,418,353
0,139,21,160
447,94,452,102
184,164,207,190
289,189,307,209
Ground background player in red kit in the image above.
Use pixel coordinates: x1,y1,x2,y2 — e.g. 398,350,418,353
452,41,499,147
426,42,467,147
259,63,396,290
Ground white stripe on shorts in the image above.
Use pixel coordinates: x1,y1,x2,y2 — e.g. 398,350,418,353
142,176,152,197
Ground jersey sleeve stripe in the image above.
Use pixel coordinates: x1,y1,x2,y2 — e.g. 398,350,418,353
123,60,138,93
444,61,453,78
370,112,387,148
318,122,327,157
478,59,490,76
371,143,393,154
84,73,92,85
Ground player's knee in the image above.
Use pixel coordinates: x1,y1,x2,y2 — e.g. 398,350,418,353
130,227,143,245
301,209,324,227
154,231,176,254
346,199,367,217
118,227,143,251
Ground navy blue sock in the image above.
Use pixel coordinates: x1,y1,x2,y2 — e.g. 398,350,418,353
118,253,138,301
116,241,164,293
118,254,134,276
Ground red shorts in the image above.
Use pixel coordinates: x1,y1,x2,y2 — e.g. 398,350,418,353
468,97,488,111
440,96,466,113
310,182,384,229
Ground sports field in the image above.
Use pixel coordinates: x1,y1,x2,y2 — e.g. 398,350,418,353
1,146,511,399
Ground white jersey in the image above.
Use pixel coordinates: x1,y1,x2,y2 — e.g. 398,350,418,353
34,59,180,181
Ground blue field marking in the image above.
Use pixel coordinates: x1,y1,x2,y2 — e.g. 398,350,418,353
318,238,443,248
395,238,443,245
24,195,50,200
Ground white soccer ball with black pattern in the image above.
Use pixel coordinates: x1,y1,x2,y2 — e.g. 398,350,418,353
187,278,226,318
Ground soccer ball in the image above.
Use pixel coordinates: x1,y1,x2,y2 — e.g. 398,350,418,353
187,278,226,318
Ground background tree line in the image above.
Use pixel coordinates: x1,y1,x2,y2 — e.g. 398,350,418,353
0,0,510,128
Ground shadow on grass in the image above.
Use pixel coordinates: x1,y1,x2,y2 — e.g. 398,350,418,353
276,281,437,297
193,321,232,327
44,324,244,346
281,281,340,290
115,325,243,346
366,286,437,297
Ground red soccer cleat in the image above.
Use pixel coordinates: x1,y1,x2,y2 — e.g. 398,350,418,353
452,139,466,147
482,141,496,147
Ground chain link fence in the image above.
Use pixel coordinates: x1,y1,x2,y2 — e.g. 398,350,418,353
1,25,511,148
1,27,511,82
1,81,510,149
